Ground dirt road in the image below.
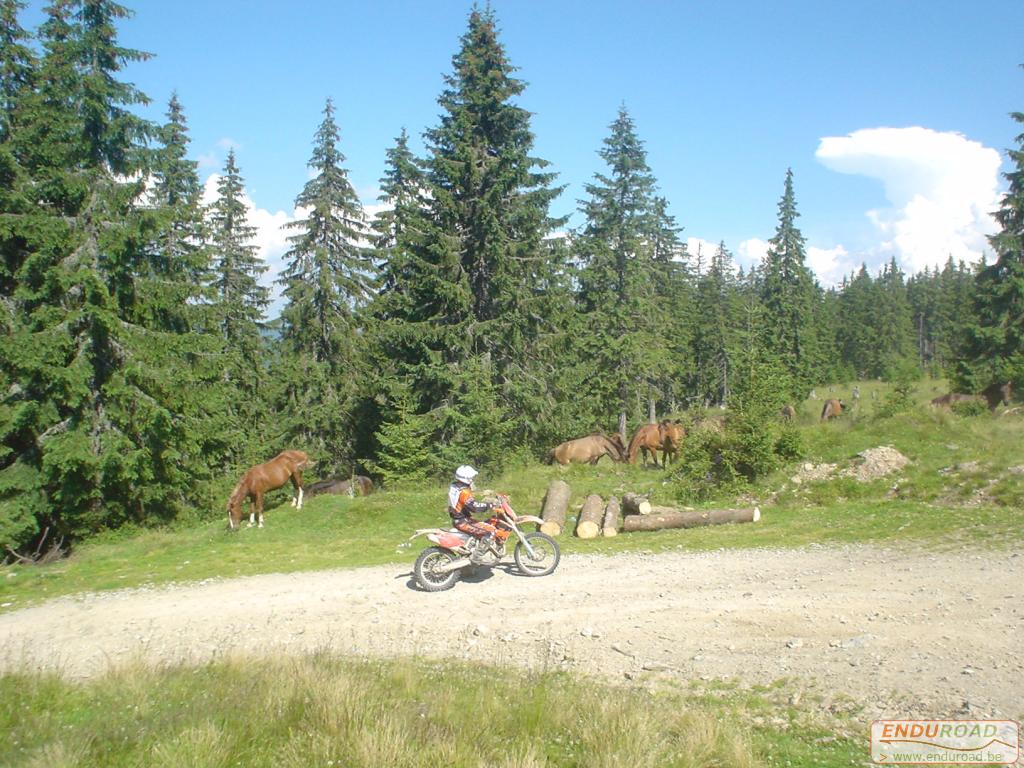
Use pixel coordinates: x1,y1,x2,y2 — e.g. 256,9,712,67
0,544,1020,720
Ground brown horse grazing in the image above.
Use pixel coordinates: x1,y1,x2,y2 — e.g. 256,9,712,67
628,423,664,467
780,405,796,422
820,399,844,421
227,450,310,530
982,381,1013,412
305,475,375,498
659,420,685,466
930,392,983,409
548,433,625,465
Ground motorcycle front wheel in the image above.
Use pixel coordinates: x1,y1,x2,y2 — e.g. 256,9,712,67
514,532,560,577
414,547,462,592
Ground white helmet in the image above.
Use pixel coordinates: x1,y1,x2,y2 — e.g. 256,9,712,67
454,465,478,485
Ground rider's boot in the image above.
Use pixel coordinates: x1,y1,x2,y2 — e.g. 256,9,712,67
470,534,496,563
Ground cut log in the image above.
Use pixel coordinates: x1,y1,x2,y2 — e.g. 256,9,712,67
575,494,605,539
622,507,761,533
621,492,652,516
601,496,621,537
540,479,571,536
649,505,681,516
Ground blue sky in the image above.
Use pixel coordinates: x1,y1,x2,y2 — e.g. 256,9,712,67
21,0,1024,302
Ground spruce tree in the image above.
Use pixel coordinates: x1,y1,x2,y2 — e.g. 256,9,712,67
279,99,372,362
275,99,371,469
760,168,819,395
575,106,668,436
875,257,917,376
205,149,269,464
376,7,566,464
0,0,34,140
144,92,209,332
961,109,1024,391
369,387,435,484
0,0,200,553
208,149,267,349
692,241,740,406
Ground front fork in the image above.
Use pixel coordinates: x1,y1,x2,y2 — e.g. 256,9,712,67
508,522,538,558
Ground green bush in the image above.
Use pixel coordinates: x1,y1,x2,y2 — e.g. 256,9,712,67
951,400,989,418
875,360,920,419
774,426,805,460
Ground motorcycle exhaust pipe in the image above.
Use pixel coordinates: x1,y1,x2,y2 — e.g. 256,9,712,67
436,557,471,574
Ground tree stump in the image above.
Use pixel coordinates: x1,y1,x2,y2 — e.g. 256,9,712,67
621,492,652,516
622,507,761,532
540,479,571,536
601,496,621,537
575,494,604,539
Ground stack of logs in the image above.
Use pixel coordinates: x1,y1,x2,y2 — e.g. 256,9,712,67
539,479,760,538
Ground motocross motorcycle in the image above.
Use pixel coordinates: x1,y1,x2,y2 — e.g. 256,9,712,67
406,495,560,592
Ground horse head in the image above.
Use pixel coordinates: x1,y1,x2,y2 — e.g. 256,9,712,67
226,478,247,530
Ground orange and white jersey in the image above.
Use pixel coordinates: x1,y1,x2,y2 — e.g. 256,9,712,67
448,482,474,516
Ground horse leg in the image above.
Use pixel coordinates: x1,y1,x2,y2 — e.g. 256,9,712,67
292,470,304,509
247,494,255,527
256,492,264,528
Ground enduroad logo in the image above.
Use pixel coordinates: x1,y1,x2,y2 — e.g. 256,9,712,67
871,720,1019,764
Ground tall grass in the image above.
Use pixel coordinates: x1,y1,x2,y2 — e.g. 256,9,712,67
0,654,836,768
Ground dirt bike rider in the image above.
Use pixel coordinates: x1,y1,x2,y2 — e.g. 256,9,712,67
448,465,500,561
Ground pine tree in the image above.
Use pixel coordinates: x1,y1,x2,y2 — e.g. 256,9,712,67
274,99,371,469
575,106,670,436
208,149,267,349
760,168,819,395
875,257,917,376
0,0,201,552
373,7,566,466
369,387,435,484
279,99,372,362
143,92,209,332
692,241,740,406
204,149,269,464
960,109,1024,390
0,0,34,140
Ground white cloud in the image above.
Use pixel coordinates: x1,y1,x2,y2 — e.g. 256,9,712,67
816,127,1001,273
686,237,719,272
737,238,769,271
806,245,853,287
196,151,219,170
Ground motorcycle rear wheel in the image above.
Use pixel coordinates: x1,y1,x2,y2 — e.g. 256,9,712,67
514,532,560,577
414,547,461,592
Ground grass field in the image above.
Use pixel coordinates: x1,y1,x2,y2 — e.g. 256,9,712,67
0,654,862,768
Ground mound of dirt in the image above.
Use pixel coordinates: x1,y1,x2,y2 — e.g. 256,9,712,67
841,446,910,482
790,462,837,484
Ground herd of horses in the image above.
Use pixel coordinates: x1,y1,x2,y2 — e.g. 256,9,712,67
547,420,686,468
227,381,1015,528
